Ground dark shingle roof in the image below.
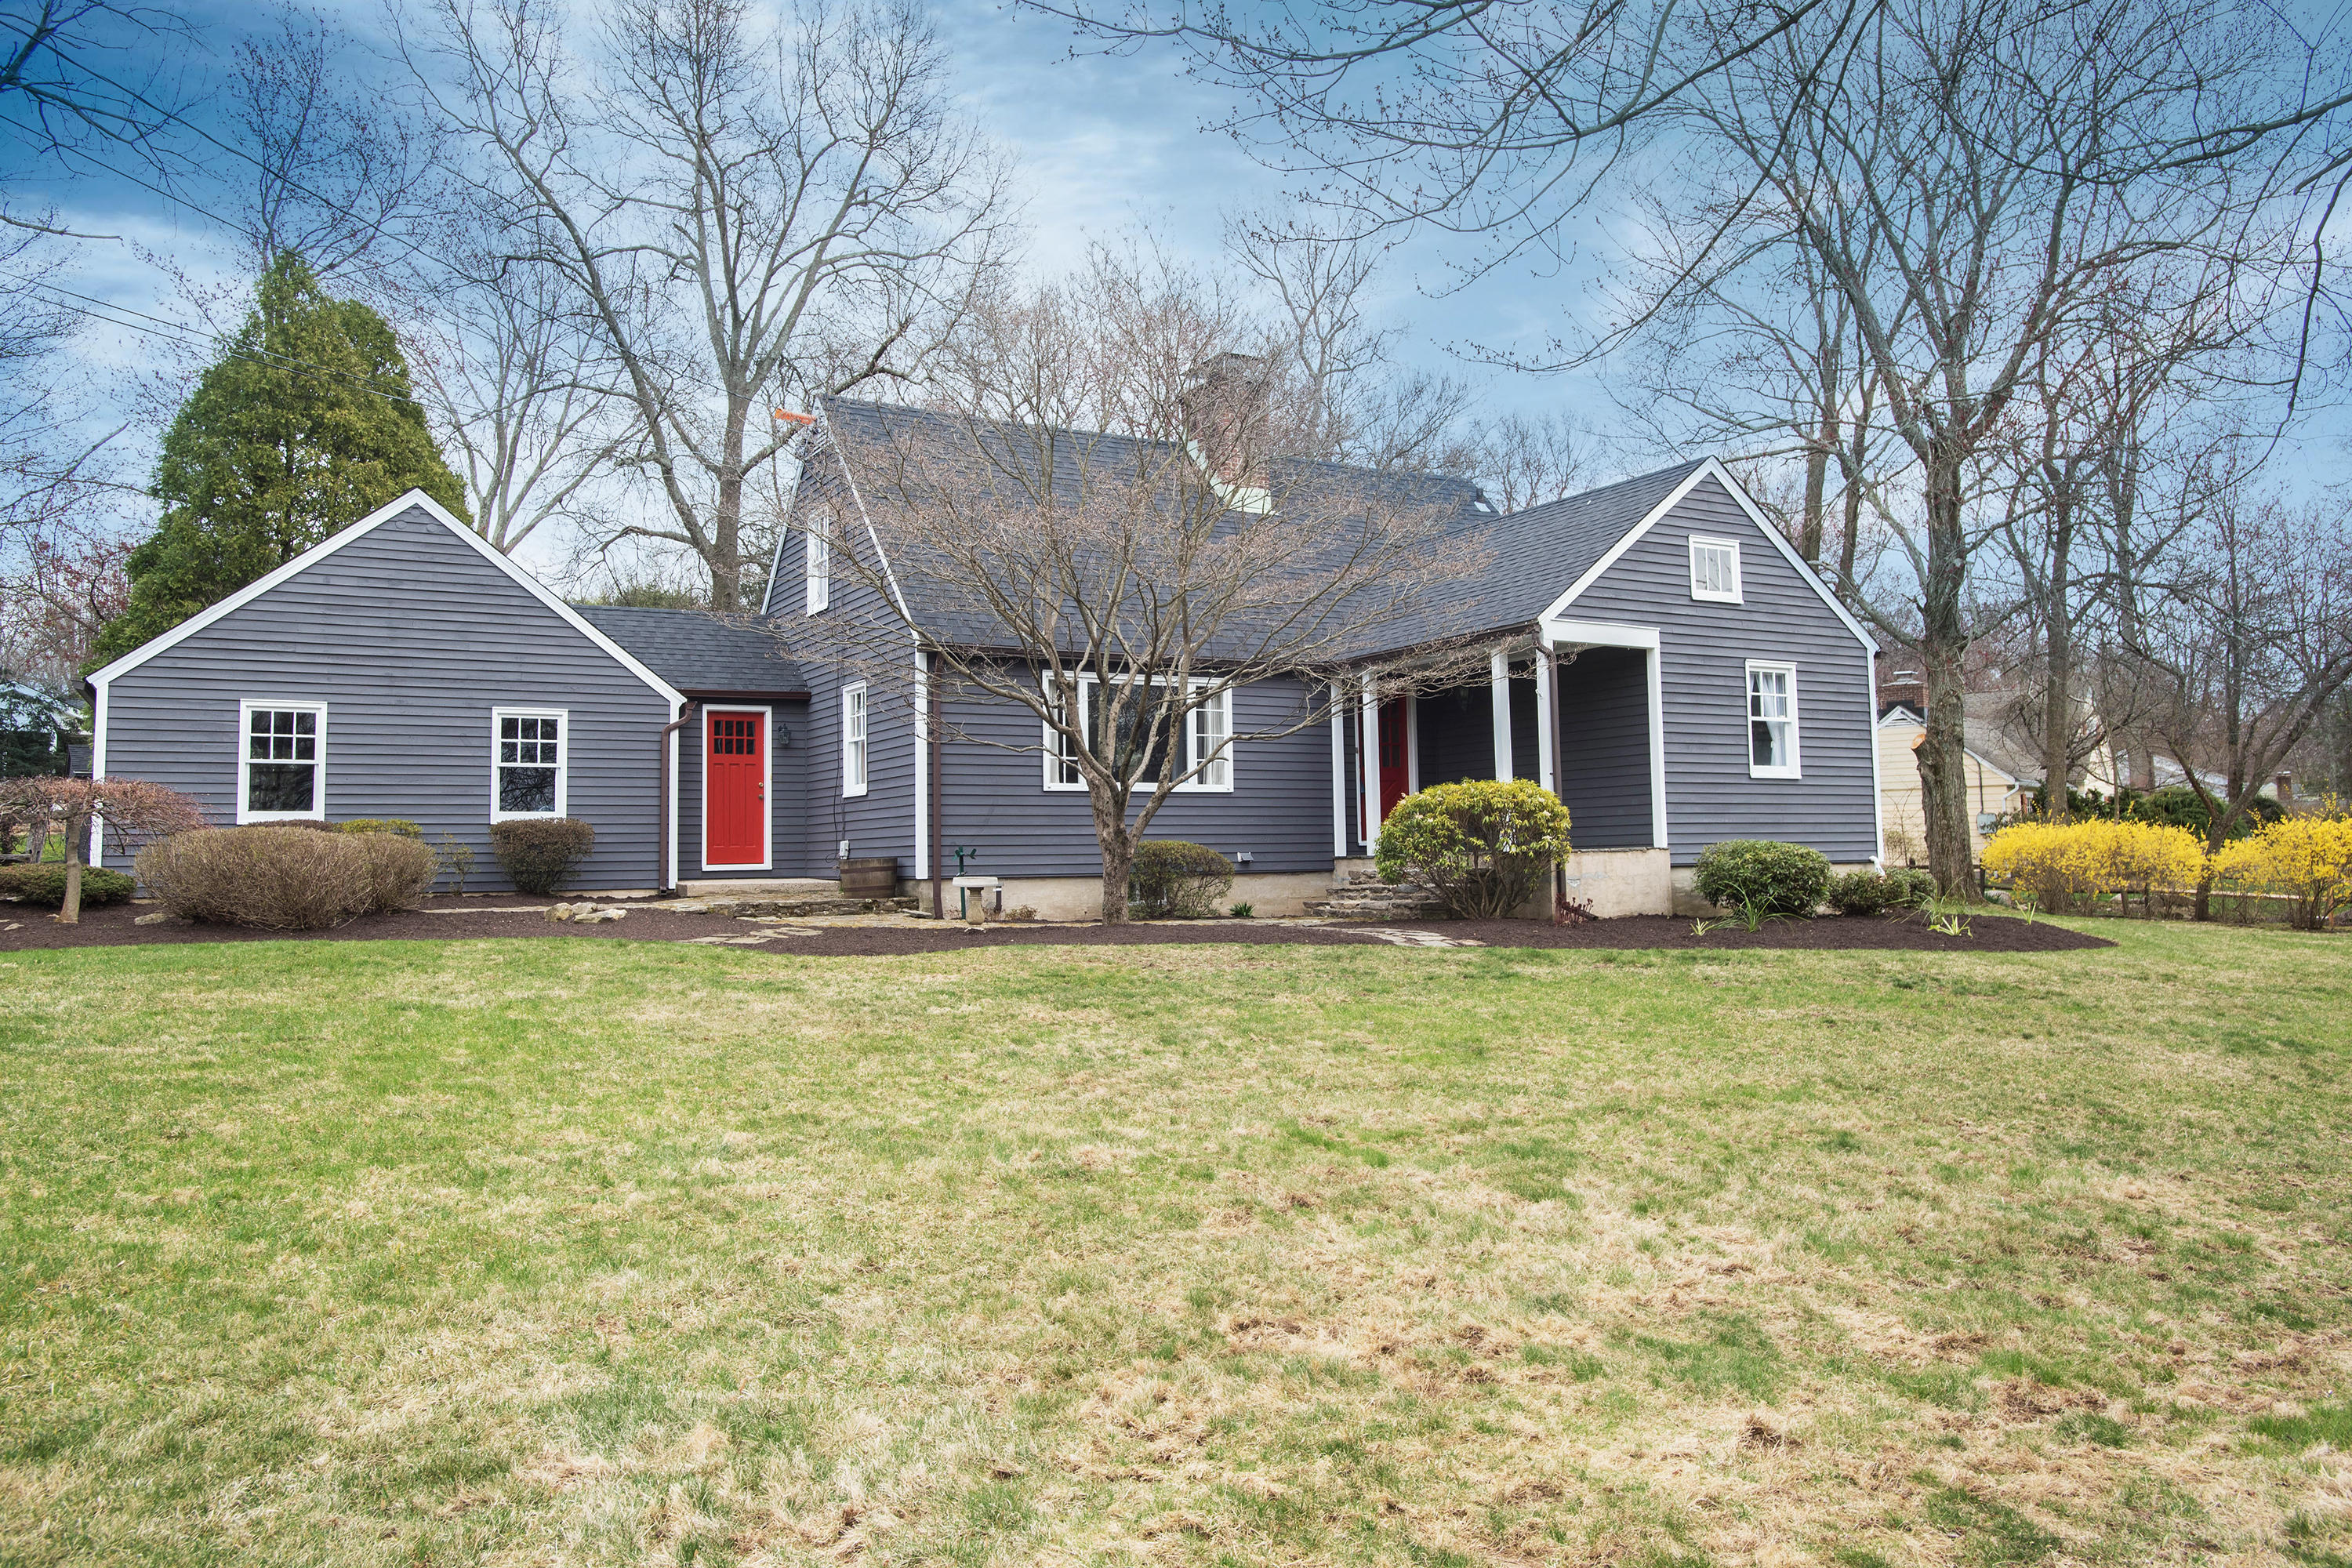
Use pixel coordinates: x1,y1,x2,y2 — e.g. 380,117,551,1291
571,604,807,696
819,395,1492,655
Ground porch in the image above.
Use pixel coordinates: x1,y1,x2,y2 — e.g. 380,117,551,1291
1338,624,1675,916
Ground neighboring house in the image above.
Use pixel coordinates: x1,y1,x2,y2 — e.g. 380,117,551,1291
86,495,807,893
773,397,1882,917
1874,690,2122,867
86,399,1884,914
1873,702,2029,867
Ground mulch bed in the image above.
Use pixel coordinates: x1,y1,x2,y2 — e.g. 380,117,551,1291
0,896,2113,956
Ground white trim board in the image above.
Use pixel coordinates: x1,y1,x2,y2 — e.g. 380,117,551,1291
1538,623,1670,851
84,489,688,709
1540,458,1877,655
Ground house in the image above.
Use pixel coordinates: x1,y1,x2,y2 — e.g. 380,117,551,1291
1873,689,2120,866
86,497,809,892
85,399,1883,913
772,397,1882,917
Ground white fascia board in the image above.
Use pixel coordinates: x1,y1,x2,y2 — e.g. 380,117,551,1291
1541,618,1661,651
85,488,688,709
1864,643,1886,867
819,404,916,629
1544,458,1878,656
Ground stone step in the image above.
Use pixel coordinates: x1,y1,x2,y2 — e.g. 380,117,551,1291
677,877,844,898
667,895,920,917
1302,880,1445,920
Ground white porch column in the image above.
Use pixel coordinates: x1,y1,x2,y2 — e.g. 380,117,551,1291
1359,672,1380,851
1490,648,1513,780
1534,644,1558,793
1329,681,1347,857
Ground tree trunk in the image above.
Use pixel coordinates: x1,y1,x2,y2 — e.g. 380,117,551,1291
60,817,85,925
1916,457,1979,899
2038,488,2077,823
1091,796,1135,925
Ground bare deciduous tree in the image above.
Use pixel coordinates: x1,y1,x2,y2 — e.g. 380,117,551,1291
403,216,629,555
405,0,1014,612
817,281,1491,921
2126,493,2352,916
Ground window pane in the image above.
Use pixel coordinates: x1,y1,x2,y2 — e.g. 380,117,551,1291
499,766,557,814
249,761,315,812
1751,720,1780,768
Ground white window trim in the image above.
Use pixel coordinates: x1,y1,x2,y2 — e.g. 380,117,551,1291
1744,660,1801,779
491,706,570,822
1040,672,1235,793
700,704,773,872
1690,535,1744,603
804,515,831,614
840,683,869,797
237,699,327,823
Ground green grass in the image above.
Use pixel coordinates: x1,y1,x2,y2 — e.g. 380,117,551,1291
0,919,2347,1564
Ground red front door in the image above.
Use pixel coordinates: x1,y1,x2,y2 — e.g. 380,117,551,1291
706,710,766,867
1377,698,1410,825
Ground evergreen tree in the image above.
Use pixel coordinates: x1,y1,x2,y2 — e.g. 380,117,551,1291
90,256,467,664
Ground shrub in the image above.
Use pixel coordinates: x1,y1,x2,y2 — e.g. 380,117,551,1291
0,862,136,908
337,818,423,837
490,818,596,895
1980,818,2207,916
135,825,434,929
1374,779,1573,920
1824,866,1943,916
1129,840,1233,917
1692,840,1831,918
2209,811,2352,931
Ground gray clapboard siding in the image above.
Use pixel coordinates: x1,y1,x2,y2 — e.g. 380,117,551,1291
774,455,918,877
934,675,1334,878
1566,476,1877,864
1552,646,1653,848
1416,686,1494,784
99,509,674,891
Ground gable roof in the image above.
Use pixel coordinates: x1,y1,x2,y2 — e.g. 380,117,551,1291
85,491,686,707
817,396,1490,652
572,605,807,697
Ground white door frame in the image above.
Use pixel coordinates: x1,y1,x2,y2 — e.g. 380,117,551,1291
700,703,774,873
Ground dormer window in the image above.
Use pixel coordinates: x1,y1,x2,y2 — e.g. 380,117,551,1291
1689,536,1742,602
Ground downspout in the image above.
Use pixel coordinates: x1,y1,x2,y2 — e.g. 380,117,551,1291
929,691,945,920
658,702,699,893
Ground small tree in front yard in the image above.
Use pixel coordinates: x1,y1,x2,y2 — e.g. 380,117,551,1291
816,278,1490,923
0,777,208,923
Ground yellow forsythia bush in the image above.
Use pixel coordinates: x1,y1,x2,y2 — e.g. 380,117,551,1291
1980,819,2209,916
2209,811,2352,931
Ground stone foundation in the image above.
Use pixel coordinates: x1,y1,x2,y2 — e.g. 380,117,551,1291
1557,847,1674,917
907,869,1344,922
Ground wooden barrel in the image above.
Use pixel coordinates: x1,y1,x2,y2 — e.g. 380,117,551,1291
838,857,899,898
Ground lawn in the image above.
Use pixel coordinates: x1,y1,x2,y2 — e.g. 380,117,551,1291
0,921,2345,1566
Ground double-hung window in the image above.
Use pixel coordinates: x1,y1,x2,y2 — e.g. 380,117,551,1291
804,514,831,614
1745,662,1799,778
493,709,567,818
238,701,325,821
1043,674,1234,792
1690,536,1743,602
840,683,868,797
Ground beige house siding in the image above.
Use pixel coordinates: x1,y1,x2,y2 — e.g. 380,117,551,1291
1875,717,2027,867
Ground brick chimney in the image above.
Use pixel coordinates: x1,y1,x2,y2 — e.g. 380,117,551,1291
1180,353,1273,499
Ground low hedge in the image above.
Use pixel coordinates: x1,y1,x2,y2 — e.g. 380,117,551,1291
1824,867,1937,916
338,818,423,837
1130,840,1234,918
135,825,434,929
490,818,596,895
1692,840,1831,917
0,862,136,909
1374,779,1573,919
